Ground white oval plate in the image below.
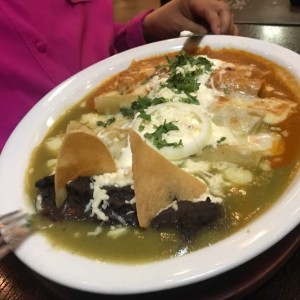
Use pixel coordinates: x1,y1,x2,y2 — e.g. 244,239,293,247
1,35,300,295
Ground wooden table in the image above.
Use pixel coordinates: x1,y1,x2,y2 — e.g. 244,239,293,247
1,24,300,299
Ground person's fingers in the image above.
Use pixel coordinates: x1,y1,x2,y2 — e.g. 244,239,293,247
232,24,239,35
193,1,233,34
202,7,222,34
142,0,238,41
179,18,209,35
218,6,234,34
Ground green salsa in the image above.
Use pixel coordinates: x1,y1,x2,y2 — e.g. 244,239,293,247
25,48,300,264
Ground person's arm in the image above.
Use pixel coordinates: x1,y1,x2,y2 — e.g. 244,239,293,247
142,0,238,43
114,10,154,53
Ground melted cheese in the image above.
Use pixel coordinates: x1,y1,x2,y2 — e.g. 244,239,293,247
73,52,298,217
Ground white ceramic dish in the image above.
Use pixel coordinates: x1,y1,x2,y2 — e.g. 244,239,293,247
1,35,300,295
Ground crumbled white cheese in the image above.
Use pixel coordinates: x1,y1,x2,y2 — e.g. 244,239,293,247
92,168,133,188
125,197,136,205
192,192,223,203
80,112,108,130
87,226,103,236
222,164,253,184
36,194,43,211
106,227,128,239
88,185,109,221
86,166,134,223
46,158,57,173
45,135,63,155
182,158,253,195
157,200,179,215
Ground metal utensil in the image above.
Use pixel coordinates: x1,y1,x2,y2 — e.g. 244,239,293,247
0,210,31,259
182,33,206,54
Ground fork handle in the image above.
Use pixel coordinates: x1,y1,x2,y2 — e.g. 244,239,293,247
0,237,12,260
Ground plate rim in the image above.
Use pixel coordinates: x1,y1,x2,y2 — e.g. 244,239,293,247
1,35,300,295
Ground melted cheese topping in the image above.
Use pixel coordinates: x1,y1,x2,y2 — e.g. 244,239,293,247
47,51,298,221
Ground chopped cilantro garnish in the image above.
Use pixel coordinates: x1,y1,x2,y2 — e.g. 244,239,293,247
168,51,213,72
144,120,183,149
120,107,134,118
217,136,226,144
120,96,167,119
152,97,167,105
138,111,151,121
165,72,200,93
96,116,116,127
223,88,230,95
180,93,199,104
161,52,213,103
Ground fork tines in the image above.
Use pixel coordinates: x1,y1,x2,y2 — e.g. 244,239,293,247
0,210,30,259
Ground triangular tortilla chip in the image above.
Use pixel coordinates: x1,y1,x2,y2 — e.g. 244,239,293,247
129,129,207,228
54,121,117,207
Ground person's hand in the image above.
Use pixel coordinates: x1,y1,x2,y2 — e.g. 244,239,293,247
143,0,238,42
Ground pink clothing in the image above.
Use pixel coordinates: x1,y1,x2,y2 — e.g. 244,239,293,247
0,0,150,151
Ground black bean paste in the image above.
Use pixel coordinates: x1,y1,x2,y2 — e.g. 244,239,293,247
35,175,223,241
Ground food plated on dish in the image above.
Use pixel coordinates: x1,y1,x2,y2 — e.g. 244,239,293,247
1,36,300,294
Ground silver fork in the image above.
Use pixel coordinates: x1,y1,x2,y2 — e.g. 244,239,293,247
0,210,31,259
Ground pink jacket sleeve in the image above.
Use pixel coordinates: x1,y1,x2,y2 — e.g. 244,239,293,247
114,10,154,53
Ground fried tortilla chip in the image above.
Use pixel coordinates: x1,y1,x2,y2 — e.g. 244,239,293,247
54,121,117,207
94,92,138,114
129,129,207,228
